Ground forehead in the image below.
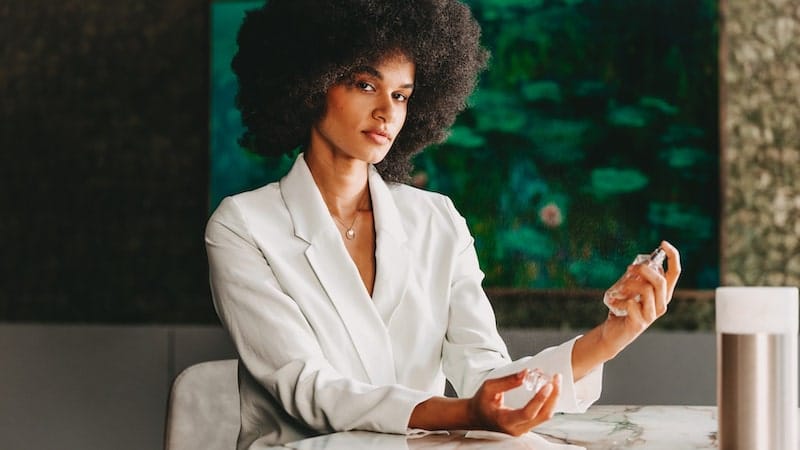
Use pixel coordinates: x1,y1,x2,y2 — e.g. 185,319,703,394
360,55,415,83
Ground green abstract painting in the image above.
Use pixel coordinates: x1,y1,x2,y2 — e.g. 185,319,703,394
211,0,719,289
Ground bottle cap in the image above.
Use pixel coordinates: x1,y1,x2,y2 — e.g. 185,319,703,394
716,287,798,334
649,247,666,266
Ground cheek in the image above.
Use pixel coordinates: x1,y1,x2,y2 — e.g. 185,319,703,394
397,109,409,130
333,102,362,127
322,89,352,124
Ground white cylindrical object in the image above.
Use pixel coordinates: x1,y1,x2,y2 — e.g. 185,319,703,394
715,287,799,450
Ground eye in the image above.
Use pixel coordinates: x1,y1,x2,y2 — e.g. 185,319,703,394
392,92,409,102
355,80,375,92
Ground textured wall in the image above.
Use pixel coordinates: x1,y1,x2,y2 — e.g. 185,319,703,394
723,0,800,286
0,1,213,322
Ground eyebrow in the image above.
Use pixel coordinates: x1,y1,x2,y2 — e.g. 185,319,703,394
352,65,415,89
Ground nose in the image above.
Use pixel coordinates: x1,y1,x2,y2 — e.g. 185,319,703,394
372,94,398,123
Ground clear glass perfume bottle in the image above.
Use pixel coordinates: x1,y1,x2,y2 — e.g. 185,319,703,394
522,368,549,394
603,247,666,317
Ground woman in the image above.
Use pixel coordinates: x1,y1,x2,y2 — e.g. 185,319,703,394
205,0,682,448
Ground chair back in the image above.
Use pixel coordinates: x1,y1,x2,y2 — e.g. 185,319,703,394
164,359,239,450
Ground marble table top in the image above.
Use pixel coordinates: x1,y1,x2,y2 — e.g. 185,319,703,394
258,405,719,449
534,405,717,449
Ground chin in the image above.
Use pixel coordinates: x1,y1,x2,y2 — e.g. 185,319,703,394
367,149,391,165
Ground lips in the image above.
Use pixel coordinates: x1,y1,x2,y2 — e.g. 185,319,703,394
363,129,391,145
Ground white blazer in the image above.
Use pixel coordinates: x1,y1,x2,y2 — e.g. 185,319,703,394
205,155,602,449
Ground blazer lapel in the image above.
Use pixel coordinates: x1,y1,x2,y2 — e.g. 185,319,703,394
280,155,397,385
368,166,412,327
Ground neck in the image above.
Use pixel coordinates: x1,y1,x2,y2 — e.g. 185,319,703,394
304,150,371,219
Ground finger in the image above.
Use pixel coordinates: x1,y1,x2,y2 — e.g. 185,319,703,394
636,264,668,317
534,373,561,421
500,380,552,430
509,374,562,433
524,380,553,414
638,280,658,321
620,293,648,331
660,240,682,297
522,372,560,416
483,370,527,398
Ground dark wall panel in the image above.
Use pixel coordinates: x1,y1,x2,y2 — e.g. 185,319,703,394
0,0,214,322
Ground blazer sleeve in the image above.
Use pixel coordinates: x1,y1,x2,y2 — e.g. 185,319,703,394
439,197,602,413
205,197,432,436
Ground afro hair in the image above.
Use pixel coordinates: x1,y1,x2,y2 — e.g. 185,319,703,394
232,0,489,182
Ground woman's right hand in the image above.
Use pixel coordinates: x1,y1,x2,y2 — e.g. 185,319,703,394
467,370,562,436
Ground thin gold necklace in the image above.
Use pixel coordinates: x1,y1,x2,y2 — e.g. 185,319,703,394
332,213,357,240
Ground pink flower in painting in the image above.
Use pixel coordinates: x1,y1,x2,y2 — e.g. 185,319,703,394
539,202,563,228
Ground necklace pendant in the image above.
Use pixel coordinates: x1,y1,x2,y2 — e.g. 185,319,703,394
345,228,356,240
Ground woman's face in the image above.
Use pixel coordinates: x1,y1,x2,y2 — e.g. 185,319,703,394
312,54,415,165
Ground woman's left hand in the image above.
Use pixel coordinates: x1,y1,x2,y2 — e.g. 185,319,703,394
599,240,682,357
572,241,681,381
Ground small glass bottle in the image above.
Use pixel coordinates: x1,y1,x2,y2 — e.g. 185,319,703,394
522,368,549,394
603,247,666,317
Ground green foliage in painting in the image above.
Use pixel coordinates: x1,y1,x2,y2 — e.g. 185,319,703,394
210,0,719,289
210,0,293,210
413,0,719,288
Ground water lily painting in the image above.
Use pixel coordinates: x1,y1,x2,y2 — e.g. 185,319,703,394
211,0,719,289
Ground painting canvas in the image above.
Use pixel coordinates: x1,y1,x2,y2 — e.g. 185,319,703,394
210,0,719,290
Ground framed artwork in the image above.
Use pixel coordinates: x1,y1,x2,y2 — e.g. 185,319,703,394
211,0,719,290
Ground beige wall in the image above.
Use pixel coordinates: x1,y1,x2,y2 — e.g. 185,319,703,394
722,0,800,286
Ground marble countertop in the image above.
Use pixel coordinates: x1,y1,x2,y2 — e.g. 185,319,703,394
258,405,719,449
534,405,717,449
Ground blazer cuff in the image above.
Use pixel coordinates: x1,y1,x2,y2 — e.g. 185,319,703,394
382,388,437,435
487,336,602,413
554,336,603,413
